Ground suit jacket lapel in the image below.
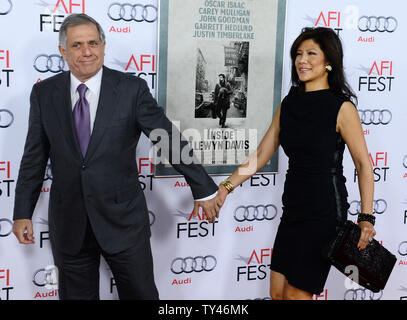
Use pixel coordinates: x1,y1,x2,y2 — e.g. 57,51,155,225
53,71,83,160
84,66,119,162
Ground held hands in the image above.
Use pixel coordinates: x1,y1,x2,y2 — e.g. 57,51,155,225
193,197,221,223
12,219,35,244
357,221,376,251
193,184,231,223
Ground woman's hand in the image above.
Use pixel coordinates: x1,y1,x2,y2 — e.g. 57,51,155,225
216,184,229,209
357,221,376,251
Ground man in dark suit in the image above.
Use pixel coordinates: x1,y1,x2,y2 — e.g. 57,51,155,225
12,14,220,300
214,74,233,128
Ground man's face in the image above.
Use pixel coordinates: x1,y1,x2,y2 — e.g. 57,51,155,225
59,23,105,82
219,76,225,84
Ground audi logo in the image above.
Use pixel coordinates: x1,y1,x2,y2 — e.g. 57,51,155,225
0,0,12,15
403,155,407,169
44,164,53,181
398,241,407,256
358,109,392,126
0,218,13,237
149,211,155,226
0,109,14,128
344,288,383,300
33,266,58,288
170,255,217,274
348,199,386,216
33,54,66,73
107,3,158,22
358,16,398,33
234,204,277,222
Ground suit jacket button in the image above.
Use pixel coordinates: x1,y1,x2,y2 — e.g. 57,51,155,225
82,165,86,170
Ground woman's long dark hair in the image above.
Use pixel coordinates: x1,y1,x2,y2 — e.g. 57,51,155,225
290,27,357,104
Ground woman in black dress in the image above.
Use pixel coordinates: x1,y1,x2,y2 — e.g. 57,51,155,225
213,27,376,299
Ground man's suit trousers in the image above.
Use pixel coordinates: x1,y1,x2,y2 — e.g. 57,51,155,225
51,218,159,300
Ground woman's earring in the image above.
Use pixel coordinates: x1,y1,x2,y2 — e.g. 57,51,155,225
326,65,332,72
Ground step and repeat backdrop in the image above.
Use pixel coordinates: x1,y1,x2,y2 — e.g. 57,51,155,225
0,0,406,300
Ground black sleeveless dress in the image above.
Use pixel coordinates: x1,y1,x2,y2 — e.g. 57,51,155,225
270,87,350,295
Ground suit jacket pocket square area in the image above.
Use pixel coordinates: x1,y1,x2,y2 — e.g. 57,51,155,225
322,220,397,293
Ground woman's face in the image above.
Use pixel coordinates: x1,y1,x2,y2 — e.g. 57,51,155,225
295,39,329,90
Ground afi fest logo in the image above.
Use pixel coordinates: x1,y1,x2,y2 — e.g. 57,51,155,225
354,152,389,183
137,157,154,191
0,268,13,300
39,0,86,32
358,60,395,92
314,10,343,34
0,49,14,87
111,54,157,90
307,6,359,35
0,161,14,198
236,248,272,282
175,209,218,239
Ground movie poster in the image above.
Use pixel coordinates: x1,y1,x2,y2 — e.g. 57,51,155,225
156,0,286,176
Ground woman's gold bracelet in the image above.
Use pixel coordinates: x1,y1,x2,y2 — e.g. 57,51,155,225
219,178,235,193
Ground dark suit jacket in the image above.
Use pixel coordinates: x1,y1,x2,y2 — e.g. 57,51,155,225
13,66,218,255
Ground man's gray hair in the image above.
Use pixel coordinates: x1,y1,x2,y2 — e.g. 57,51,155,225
59,13,106,49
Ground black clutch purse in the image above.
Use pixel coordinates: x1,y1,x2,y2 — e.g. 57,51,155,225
322,220,397,293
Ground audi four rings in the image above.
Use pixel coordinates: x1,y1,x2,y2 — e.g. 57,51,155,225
344,288,383,300
44,164,53,181
348,199,387,215
398,241,407,256
149,211,155,226
403,155,407,169
107,3,158,22
0,0,12,15
0,218,13,237
0,109,14,128
358,109,392,125
32,267,58,287
358,16,397,32
234,204,277,222
170,255,217,274
34,54,66,73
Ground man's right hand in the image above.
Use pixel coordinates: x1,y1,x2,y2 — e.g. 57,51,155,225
13,219,35,244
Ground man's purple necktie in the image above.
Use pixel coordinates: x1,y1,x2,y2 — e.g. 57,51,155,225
73,83,90,157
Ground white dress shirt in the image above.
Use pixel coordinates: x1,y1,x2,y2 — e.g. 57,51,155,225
70,68,103,133
70,69,216,201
